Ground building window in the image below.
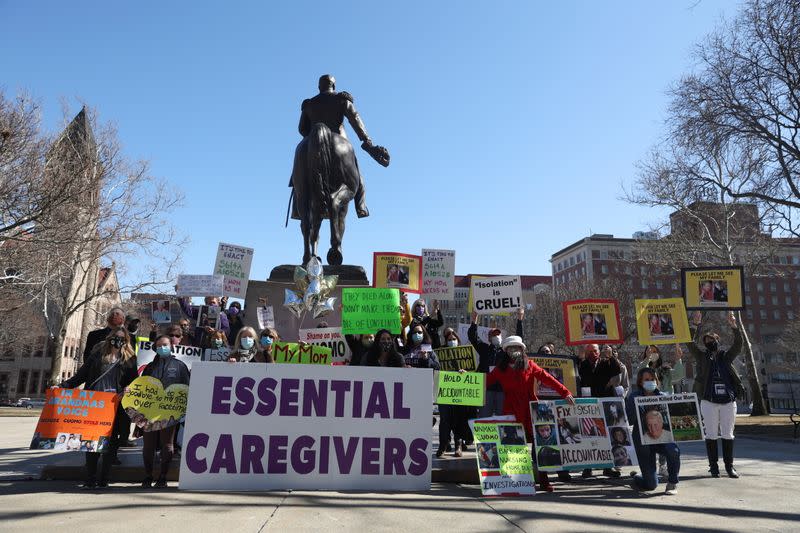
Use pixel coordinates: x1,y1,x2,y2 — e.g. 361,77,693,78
17,371,28,395
656,280,663,289
625,266,632,275
671,280,678,290
784,282,791,291
745,295,752,305
600,251,608,259
772,296,779,305
29,372,40,394
601,265,608,274
759,310,767,319
789,311,795,320
570,257,575,266
773,310,781,320
641,280,648,289
746,310,753,320
640,266,647,276
757,281,764,292
759,296,766,305
770,281,777,292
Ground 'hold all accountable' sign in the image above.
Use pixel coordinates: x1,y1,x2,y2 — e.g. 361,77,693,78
179,363,432,491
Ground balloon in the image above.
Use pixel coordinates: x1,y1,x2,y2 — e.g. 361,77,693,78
283,288,305,318
304,278,321,308
307,257,323,278
319,275,339,298
313,297,337,318
293,266,309,292
286,303,304,319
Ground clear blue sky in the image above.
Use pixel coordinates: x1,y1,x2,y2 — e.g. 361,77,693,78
1,0,736,288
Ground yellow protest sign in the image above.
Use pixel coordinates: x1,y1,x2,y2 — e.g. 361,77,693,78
372,252,422,294
635,298,691,345
681,266,745,310
562,299,623,345
531,355,578,397
122,376,188,432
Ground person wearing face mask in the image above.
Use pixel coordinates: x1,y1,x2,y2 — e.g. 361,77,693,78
363,329,405,367
409,299,444,349
225,302,245,344
634,345,661,381
254,327,279,363
81,307,126,364
229,327,259,362
139,334,190,488
486,335,575,492
685,311,743,479
345,333,374,366
436,330,471,457
402,324,441,369
61,327,138,488
626,368,680,495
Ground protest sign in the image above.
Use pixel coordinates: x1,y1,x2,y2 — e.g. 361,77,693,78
176,274,224,297
29,388,119,453
470,275,522,315
681,266,745,311
562,299,623,345
421,249,455,300
179,362,432,491
372,252,423,293
151,300,172,324
299,327,351,364
435,345,477,372
202,347,232,362
122,376,189,432
435,372,485,406
136,340,203,372
213,242,255,298
257,306,275,330
529,398,614,472
468,417,535,496
272,342,333,365
600,398,638,468
457,323,507,346
196,304,221,329
635,298,691,345
634,393,704,445
531,355,578,398
341,288,401,335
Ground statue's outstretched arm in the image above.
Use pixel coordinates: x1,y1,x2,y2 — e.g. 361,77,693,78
344,100,371,144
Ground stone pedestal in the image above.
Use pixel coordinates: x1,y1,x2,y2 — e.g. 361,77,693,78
242,265,369,341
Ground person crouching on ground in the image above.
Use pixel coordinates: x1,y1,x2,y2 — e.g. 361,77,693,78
486,335,575,492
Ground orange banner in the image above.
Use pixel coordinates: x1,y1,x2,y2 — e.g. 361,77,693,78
29,388,119,453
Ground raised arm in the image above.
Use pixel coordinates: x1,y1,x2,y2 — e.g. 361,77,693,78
343,99,371,143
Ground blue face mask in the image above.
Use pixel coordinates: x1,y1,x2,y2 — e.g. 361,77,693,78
241,337,255,350
412,332,423,344
213,339,224,348
156,345,172,357
260,336,273,347
642,380,657,392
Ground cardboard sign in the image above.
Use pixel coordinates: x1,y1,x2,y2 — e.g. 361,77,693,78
196,305,221,329
372,252,423,294
213,242,254,298
457,324,507,346
562,299,623,345
179,363,432,491
298,327,351,364
257,306,275,330
421,249,455,300
151,300,172,324
529,399,614,472
29,388,119,453
202,347,232,362
434,345,477,372
122,376,189,432
682,266,745,310
272,342,333,365
634,393,704,445
176,274,224,297
136,340,203,372
531,355,578,398
635,298,691,345
468,417,535,497
470,275,522,315
341,288,401,335
600,398,638,468
436,371,485,406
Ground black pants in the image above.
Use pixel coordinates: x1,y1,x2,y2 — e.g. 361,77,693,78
143,425,178,478
85,407,126,482
438,405,474,450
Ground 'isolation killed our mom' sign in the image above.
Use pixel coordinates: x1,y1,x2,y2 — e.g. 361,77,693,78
179,362,432,491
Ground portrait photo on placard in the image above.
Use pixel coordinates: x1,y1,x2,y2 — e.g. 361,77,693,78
603,400,626,426
534,424,558,447
536,445,562,468
152,300,172,323
558,417,582,444
386,263,410,287
668,401,703,442
610,426,632,447
612,444,634,467
532,401,556,424
498,424,526,445
639,404,673,444
477,442,500,470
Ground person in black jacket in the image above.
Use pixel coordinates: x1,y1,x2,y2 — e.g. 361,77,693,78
81,307,126,363
409,298,444,349
138,334,191,488
363,329,405,367
344,333,374,366
61,327,138,489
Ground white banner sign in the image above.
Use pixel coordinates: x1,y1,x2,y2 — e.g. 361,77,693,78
176,274,224,297
179,363,432,491
471,275,523,315
298,327,351,364
213,242,254,298
457,323,507,346
257,306,275,330
421,249,455,301
136,340,203,372
634,392,705,444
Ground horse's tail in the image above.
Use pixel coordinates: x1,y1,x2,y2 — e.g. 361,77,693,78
307,123,333,213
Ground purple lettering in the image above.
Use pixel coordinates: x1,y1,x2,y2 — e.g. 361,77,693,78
364,382,390,419
360,437,380,475
332,436,359,474
302,379,327,417
210,376,233,414
352,380,363,418
319,435,329,474
186,433,209,473
279,379,300,416
267,435,288,474
290,435,316,474
255,377,277,416
393,383,411,419
384,438,406,475
240,435,265,474
209,434,237,474
233,377,255,416
330,380,351,417
407,438,429,476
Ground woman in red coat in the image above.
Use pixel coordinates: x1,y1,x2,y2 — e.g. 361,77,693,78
486,335,575,491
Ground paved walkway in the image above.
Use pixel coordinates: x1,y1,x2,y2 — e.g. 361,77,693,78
1,417,799,532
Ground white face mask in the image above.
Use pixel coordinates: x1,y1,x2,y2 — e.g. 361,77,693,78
447,339,458,348
490,336,502,347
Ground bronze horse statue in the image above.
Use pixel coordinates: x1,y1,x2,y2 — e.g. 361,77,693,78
288,75,389,265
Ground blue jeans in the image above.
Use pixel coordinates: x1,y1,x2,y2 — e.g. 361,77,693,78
633,442,680,490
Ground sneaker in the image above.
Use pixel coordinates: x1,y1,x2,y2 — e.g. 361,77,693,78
538,482,555,493
81,479,96,490
581,469,592,479
665,482,678,495
435,448,445,458
97,480,109,489
557,471,572,482
603,468,621,478
141,476,153,488
154,477,168,488
659,464,669,479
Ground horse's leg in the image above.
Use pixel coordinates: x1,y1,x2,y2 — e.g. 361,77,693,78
309,201,322,261
327,185,353,266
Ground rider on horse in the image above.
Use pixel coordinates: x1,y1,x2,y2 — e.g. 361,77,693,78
290,74,376,219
